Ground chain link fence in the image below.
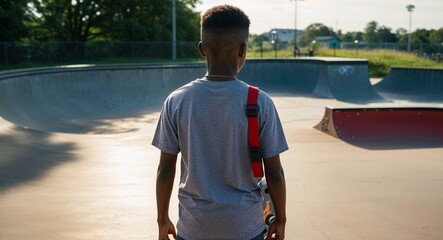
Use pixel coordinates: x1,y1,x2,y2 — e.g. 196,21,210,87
340,42,442,59
1,40,442,66
0,41,201,65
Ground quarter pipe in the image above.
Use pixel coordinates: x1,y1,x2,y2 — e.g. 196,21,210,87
375,67,443,101
315,106,443,149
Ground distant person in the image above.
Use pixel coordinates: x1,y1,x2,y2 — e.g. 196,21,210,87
308,48,314,57
152,5,288,240
293,45,301,57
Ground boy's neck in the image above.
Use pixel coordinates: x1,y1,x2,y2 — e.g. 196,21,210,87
203,59,238,81
204,74,237,81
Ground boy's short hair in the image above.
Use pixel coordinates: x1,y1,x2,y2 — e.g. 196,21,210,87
200,5,250,50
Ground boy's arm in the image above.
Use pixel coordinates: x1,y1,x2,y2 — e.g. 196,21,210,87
156,151,178,240
263,154,286,240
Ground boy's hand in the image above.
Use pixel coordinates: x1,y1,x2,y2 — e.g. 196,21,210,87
158,218,176,240
263,155,286,240
265,218,286,240
156,152,178,239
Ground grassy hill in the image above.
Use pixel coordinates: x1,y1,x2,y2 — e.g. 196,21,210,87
314,48,443,77
246,46,443,77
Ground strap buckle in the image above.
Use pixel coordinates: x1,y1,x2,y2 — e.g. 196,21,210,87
249,147,262,162
250,147,263,177
247,104,258,117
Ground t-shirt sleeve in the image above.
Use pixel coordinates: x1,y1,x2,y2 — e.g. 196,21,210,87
259,94,289,158
151,100,180,154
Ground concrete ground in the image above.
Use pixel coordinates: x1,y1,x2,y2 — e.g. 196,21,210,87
1,92,442,240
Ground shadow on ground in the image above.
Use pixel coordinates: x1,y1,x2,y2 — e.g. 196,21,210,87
0,126,77,192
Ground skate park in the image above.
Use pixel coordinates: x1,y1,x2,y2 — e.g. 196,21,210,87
1,58,443,239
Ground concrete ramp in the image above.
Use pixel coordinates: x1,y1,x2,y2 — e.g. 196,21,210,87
312,60,384,103
375,67,443,101
242,58,384,103
0,64,206,133
239,59,320,94
315,106,443,149
0,59,384,133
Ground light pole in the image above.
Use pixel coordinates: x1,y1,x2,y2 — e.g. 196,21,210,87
291,0,304,57
310,40,316,56
172,0,177,60
354,40,359,57
406,4,415,52
271,29,278,58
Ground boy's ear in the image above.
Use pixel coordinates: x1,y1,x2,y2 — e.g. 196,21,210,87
239,42,248,58
198,42,206,58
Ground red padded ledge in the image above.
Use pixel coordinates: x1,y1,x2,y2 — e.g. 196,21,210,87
315,106,443,149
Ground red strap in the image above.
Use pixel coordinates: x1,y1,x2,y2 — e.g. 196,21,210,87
252,162,263,178
247,86,263,178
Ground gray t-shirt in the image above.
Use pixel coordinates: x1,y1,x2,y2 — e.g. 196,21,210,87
152,79,288,240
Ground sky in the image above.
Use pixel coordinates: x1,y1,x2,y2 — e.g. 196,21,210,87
194,0,443,34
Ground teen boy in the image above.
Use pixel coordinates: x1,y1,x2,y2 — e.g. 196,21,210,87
153,5,288,240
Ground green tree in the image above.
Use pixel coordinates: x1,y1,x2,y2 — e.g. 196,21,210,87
395,28,408,46
176,0,200,41
249,34,269,48
340,31,363,42
377,26,397,43
412,29,431,45
27,0,199,41
28,0,107,41
354,32,364,41
363,21,378,43
429,28,443,44
363,21,398,43
0,0,29,41
300,23,335,45
100,0,199,41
